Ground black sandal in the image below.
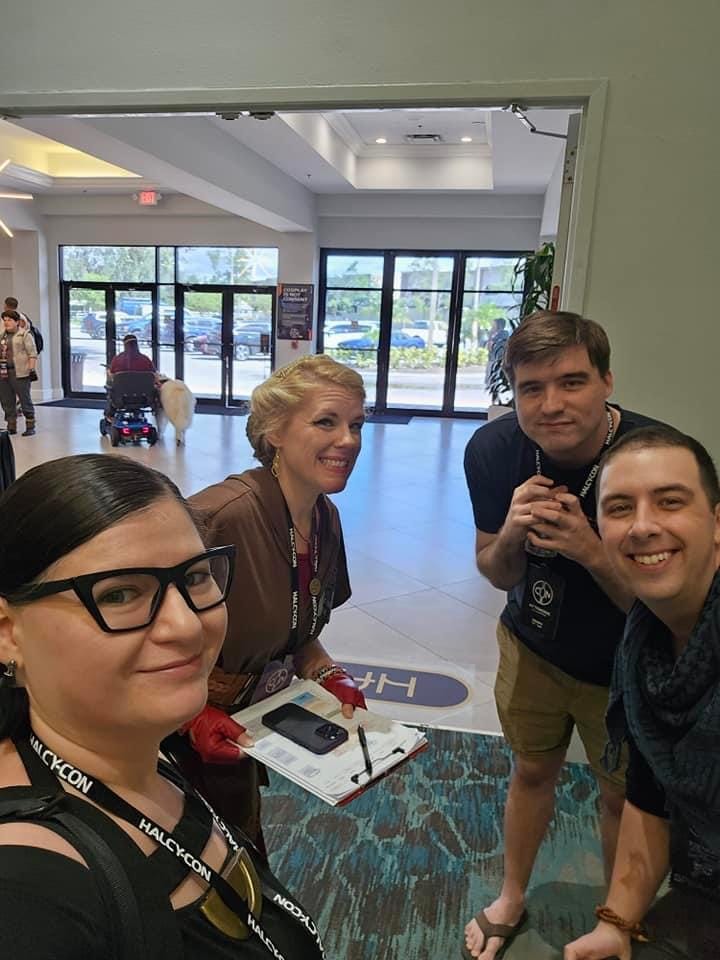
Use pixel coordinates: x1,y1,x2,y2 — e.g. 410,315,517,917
461,908,528,959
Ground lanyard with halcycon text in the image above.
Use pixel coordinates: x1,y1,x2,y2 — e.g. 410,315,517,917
27,731,323,959
534,406,615,502
285,502,320,650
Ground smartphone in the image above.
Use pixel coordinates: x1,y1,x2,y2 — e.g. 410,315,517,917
261,702,349,755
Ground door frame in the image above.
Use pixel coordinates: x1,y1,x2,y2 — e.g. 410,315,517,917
318,248,529,418
60,281,157,396
178,283,276,406
60,279,275,402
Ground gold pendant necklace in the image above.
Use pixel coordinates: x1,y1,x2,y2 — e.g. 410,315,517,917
199,846,262,940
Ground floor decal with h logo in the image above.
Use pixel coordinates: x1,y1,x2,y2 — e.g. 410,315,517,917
339,662,469,708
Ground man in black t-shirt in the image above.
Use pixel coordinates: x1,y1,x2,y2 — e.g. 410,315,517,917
566,426,720,960
463,312,660,960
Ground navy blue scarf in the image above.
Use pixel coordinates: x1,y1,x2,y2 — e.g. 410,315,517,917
605,571,720,851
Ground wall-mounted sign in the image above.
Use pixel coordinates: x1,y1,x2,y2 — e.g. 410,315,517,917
277,283,314,340
136,190,161,206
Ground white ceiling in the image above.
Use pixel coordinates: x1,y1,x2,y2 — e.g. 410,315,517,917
0,106,575,229
209,107,571,195
327,108,491,149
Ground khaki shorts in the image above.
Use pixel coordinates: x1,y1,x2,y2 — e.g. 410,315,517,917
494,621,626,789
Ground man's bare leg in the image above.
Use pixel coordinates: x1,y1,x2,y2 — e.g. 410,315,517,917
464,749,566,959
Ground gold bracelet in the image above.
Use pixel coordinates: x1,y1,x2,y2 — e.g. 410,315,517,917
595,905,650,942
312,663,346,684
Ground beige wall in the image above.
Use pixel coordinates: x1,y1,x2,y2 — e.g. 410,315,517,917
3,1,719,446
0,235,12,303
317,217,540,251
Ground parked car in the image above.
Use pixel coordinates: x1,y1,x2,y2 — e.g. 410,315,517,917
183,316,222,352
82,311,151,341
400,321,447,348
233,320,271,360
186,316,272,360
322,321,378,348
336,330,425,350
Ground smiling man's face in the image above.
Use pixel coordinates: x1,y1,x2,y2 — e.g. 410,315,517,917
598,445,720,617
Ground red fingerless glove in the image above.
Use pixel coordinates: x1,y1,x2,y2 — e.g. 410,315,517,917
320,671,367,711
181,705,246,764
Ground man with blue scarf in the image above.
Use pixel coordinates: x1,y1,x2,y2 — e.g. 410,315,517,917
566,424,720,960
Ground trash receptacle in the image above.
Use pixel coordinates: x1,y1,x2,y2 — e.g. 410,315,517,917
70,351,86,392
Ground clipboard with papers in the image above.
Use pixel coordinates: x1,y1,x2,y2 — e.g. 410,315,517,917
231,679,428,806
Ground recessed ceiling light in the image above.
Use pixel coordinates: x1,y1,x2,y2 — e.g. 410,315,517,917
461,136,473,143
375,137,387,144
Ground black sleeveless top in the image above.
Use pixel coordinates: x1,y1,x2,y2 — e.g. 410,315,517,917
0,740,325,960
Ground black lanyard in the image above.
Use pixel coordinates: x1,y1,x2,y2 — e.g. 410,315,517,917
24,730,324,959
285,503,320,651
534,406,616,503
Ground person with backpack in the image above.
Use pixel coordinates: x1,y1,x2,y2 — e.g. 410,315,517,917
0,454,326,960
0,310,38,436
4,297,43,356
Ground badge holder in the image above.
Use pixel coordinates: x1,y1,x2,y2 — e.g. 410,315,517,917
250,654,295,705
521,558,566,642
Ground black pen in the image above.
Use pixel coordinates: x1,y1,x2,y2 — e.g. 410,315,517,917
357,724,373,778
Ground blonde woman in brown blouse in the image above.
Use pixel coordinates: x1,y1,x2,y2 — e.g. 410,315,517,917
182,355,367,853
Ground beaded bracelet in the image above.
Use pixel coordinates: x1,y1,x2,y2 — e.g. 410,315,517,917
595,905,650,942
312,663,348,684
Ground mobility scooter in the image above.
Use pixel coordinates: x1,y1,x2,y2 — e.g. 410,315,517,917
100,370,159,447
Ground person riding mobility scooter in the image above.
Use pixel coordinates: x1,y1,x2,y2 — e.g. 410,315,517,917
100,370,159,447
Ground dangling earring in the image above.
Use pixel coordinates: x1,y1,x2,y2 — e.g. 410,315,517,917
271,449,280,479
0,660,16,688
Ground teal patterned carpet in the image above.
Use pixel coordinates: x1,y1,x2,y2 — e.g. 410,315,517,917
263,728,605,960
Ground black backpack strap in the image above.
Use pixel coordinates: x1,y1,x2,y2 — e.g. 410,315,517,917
0,791,147,960
46,809,147,960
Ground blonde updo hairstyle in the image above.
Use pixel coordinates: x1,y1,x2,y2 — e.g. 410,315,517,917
247,354,366,468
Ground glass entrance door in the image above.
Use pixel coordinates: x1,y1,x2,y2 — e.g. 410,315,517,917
65,284,155,393
230,292,274,402
110,287,154,357
63,278,275,403
319,253,384,407
180,286,276,404
67,286,110,393
386,255,454,410
319,249,529,416
181,289,225,401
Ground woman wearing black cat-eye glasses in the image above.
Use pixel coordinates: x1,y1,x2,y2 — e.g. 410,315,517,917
0,454,324,960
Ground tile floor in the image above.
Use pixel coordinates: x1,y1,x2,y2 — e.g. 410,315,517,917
15,406,589,760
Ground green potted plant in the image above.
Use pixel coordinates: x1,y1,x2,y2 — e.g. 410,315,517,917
487,241,555,411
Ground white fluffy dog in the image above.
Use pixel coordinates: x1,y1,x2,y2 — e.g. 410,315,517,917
157,378,196,446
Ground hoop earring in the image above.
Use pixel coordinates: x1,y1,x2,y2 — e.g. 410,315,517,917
271,449,280,479
0,660,16,688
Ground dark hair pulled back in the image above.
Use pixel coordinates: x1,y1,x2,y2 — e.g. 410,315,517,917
0,454,190,739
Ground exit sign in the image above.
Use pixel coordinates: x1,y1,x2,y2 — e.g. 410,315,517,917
137,190,159,206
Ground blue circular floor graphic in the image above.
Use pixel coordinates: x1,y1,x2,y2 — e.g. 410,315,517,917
338,661,469,708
